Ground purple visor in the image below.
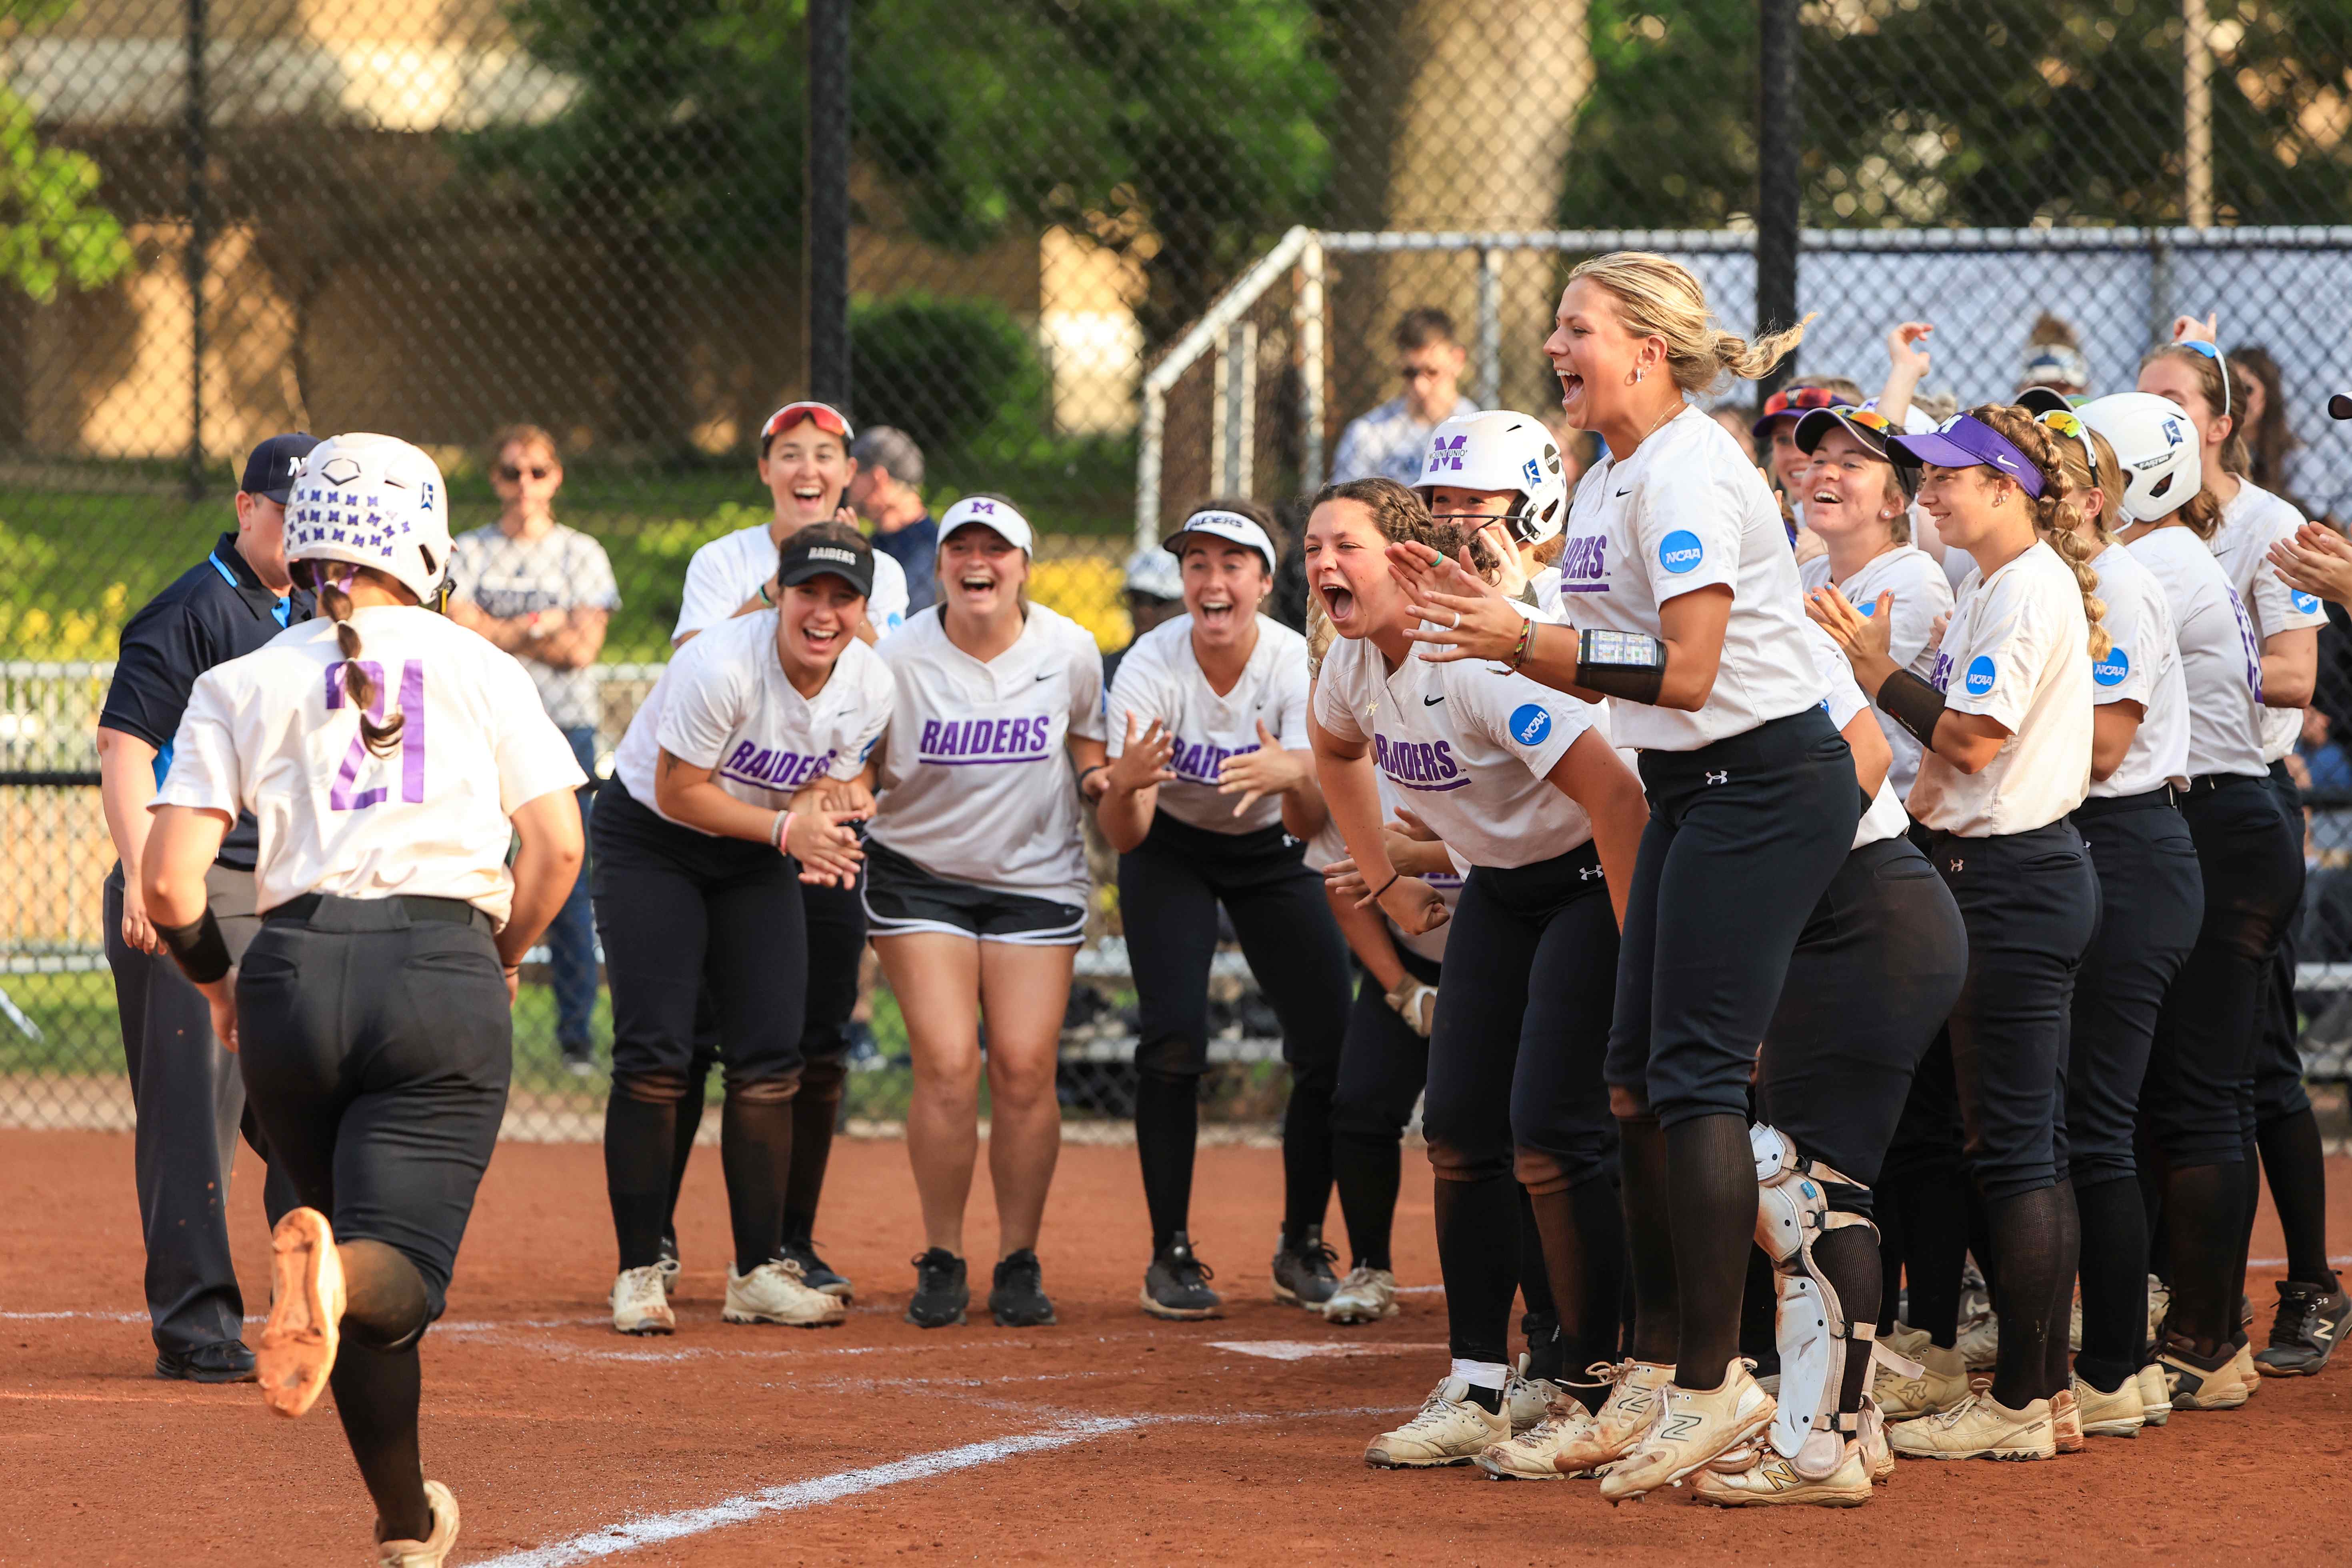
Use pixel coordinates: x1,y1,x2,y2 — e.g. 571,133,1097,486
1886,413,2045,499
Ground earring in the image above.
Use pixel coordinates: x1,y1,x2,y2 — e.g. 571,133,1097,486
1634,366,1646,384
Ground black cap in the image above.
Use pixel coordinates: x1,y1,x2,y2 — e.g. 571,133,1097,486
778,534,875,598
2331,393,2352,422
240,432,321,504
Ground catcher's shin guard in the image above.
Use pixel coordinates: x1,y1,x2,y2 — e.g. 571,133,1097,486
1752,1123,1876,1478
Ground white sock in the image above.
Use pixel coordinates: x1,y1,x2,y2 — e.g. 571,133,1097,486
1452,1358,1509,1391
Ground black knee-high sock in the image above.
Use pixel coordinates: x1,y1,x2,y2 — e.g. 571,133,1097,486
2160,1162,2241,1350
718,1086,795,1277
1904,1172,1968,1348
1740,1244,1778,1372
606,1089,679,1270
1808,1224,1882,1418
1964,1182,1998,1308
1666,1113,1757,1389
1332,1130,1400,1272
1618,1115,1676,1363
1518,1186,1561,1380
782,1062,846,1246
662,1065,709,1234
2073,1175,2147,1392
1875,1176,1911,1336
330,1340,430,1543
2260,1108,2340,1289
1282,1068,1336,1245
2044,1180,2080,1395
2231,1147,2260,1339
1434,1172,1518,1367
1134,1073,1198,1252
1984,1186,2066,1408
1526,1177,1625,1414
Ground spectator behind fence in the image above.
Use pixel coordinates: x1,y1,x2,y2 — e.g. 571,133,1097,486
2230,345,2310,515
1106,542,1187,689
849,425,939,615
446,424,620,1076
1329,307,1477,486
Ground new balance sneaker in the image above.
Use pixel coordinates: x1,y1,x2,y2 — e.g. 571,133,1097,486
375,1480,460,1568
1873,1338,1969,1419
1322,1266,1400,1324
1140,1233,1221,1320
1599,1359,1777,1502
1954,1311,2000,1371
656,1230,682,1301
906,1249,969,1328
2072,1372,2144,1438
1887,1393,2055,1461
1551,1360,1671,1476
1476,1394,1597,1481
1692,1440,1873,1508
2158,1333,2250,1411
2134,1362,2172,1427
2050,1386,2083,1453
1504,1354,1570,1434
1271,1228,1340,1308
610,1265,674,1336
1364,1377,1510,1468
2254,1279,2350,1376
258,1207,344,1420
2229,1339,2262,1397
779,1239,852,1301
723,1258,844,1326
988,1249,1057,1327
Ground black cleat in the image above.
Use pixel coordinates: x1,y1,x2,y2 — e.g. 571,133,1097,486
1271,1226,1340,1308
2254,1279,2350,1377
905,1248,969,1328
657,1228,682,1299
989,1249,1058,1327
781,1238,853,1300
155,1341,257,1383
1140,1233,1222,1320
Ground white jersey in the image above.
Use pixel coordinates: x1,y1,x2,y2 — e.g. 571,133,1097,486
1105,614,1311,836
2127,526,2268,781
1802,621,1905,851
610,612,893,829
1909,542,2092,837
1300,775,1461,964
1552,404,1826,750
672,521,910,643
1530,565,1564,622
2082,542,2189,800
2210,480,2326,764
153,607,585,926
1312,632,1603,870
1800,544,1954,801
869,603,1106,906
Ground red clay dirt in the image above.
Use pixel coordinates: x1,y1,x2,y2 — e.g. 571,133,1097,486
4,1129,2348,1565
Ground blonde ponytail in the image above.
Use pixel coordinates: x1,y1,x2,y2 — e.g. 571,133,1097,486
303,566,406,757
1569,251,1810,394
1978,405,2110,660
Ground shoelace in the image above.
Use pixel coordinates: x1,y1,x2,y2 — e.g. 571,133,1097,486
1401,1385,1479,1431
911,1253,961,1294
1289,1238,1340,1275
1166,1250,1216,1288
2269,1289,2322,1346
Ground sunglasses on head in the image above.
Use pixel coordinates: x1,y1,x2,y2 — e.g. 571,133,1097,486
762,402,854,442
2036,409,2099,482
1828,404,1894,435
2172,340,2232,418
497,463,553,482
1764,385,1841,420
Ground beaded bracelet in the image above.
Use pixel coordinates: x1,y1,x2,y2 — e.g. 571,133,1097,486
1508,618,1537,669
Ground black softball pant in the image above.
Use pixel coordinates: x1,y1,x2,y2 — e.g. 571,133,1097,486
1118,813,1351,1243
1421,843,1618,1367
1329,947,1439,1272
235,896,512,1326
2253,761,2312,1125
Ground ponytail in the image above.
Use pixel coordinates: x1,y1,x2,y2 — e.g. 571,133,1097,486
2175,485,2225,542
301,564,407,758
1977,405,2111,660
1567,251,1808,394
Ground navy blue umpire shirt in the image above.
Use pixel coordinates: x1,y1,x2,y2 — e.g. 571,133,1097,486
98,532,313,870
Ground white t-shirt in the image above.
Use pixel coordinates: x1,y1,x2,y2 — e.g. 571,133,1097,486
610,612,893,829
153,608,586,926
672,522,910,644
1105,614,1311,836
2082,542,2189,800
1800,544,1954,802
869,603,1107,906
2209,480,2327,764
1551,405,1826,750
2127,526,2268,781
1909,542,2093,837
1802,621,1905,851
1300,775,1461,964
1312,632,1603,870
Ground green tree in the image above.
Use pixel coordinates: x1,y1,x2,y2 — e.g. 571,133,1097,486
0,0,132,302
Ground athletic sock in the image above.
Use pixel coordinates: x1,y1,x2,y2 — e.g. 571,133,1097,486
605,1089,678,1270
2259,1107,2340,1289
1617,1114,1677,1364
330,1340,432,1544
2045,1179,2080,1395
662,1064,707,1233
1901,1165,1968,1348
1280,1065,1336,1244
2159,1161,2240,1349
782,1060,845,1244
1133,1072,1198,1254
1516,1186,1556,1323
1808,1224,1882,1416
1739,1241,1778,1374
2072,1175,2147,1393
1984,1185,2067,1408
1665,1112,1755,1389
718,1086,795,1278
1434,1172,1518,1369
1330,1130,1398,1272
1526,1176,1624,1411
1874,1174,1911,1336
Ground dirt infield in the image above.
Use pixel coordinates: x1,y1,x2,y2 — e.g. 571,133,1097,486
6,1129,2348,1566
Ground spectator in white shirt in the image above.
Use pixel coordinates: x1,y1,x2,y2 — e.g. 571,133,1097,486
1329,308,1478,486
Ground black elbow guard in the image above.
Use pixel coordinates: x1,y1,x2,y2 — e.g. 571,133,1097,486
1574,628,1667,704
157,906,232,986
1877,669,1948,751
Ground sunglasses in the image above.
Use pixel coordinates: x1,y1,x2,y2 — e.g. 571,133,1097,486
496,463,553,482
1398,364,1445,381
1762,385,1841,420
761,401,854,442
2036,409,2100,482
2172,340,2232,418
1827,404,1894,435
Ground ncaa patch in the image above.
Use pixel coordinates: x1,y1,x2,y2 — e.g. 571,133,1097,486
2293,589,2322,614
1508,703,1554,745
1658,529,1704,574
1964,655,1997,697
2092,646,2130,687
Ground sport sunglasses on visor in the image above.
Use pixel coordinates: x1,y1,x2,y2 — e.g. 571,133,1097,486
2036,408,2100,482
1762,385,1841,420
1828,405,1893,435
760,402,854,442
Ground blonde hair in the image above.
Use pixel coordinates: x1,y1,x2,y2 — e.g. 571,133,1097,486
1568,251,1809,394
296,563,409,757
1976,406,2110,659
2045,423,2125,542
1305,596,1334,678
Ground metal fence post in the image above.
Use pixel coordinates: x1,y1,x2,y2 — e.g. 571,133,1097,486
1756,0,1801,392
182,0,208,502
806,0,853,409
1296,236,1327,491
1475,246,1502,410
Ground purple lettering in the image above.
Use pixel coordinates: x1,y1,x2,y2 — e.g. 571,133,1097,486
726,739,756,770
919,719,940,753
1434,740,1458,779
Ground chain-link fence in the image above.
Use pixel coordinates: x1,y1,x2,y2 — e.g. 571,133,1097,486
7,0,2352,1136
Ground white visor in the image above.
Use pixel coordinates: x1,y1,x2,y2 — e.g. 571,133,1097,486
1162,509,1277,574
938,495,1035,554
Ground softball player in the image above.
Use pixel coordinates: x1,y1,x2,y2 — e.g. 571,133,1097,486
1406,254,1858,1500
140,433,586,1567
1813,405,2105,1462
865,494,1107,1328
2078,391,2303,1411
1412,408,1570,604
1306,477,1651,1475
596,522,884,1335
1098,501,1350,1318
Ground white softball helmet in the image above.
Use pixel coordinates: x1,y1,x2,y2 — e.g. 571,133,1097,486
1414,410,1568,546
284,433,453,605
1122,544,1184,602
2074,392,2203,524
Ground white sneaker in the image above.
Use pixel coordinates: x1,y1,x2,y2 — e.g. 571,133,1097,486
376,1480,460,1567
1599,1358,1778,1502
1857,1394,1894,1484
1873,1338,1969,1419
1551,1360,1672,1476
611,1266,674,1336
2073,1372,2144,1438
2135,1362,2172,1427
1363,1377,1510,1468
1692,1440,1873,1508
1322,1266,1400,1324
2068,1296,2084,1352
1887,1392,2055,1461
722,1258,846,1327
1954,1311,2000,1370
2146,1274,2171,1347
1503,1354,1564,1434
1476,1396,1598,1481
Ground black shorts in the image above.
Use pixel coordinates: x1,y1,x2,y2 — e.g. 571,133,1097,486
861,839,1086,946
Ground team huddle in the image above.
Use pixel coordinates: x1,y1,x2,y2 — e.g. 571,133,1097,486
123,250,2352,1561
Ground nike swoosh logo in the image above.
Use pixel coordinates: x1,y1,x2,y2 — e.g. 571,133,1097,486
1615,487,1632,497
1422,695,1444,706
1034,672,1056,682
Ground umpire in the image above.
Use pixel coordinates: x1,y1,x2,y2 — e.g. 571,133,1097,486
94,433,314,1381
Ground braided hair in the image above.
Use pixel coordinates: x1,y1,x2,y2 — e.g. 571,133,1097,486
1975,405,2110,660
296,562,408,757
